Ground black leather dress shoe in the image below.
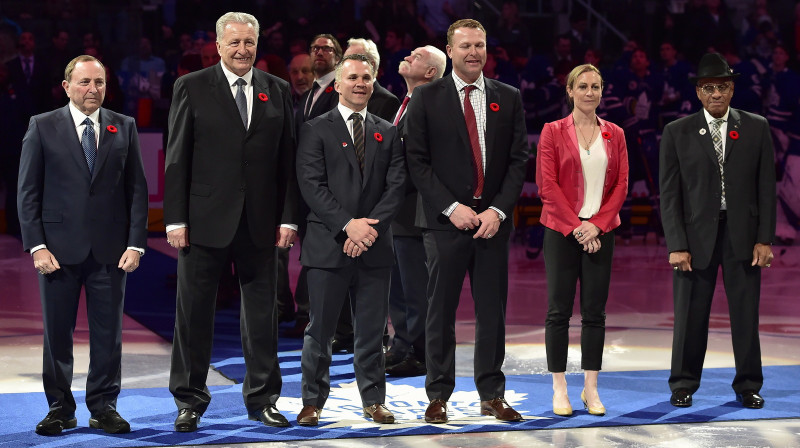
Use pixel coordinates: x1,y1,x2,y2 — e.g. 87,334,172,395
35,410,77,435
384,348,406,368
331,337,354,353
736,390,765,409
670,388,693,407
385,354,426,377
248,405,290,427
174,408,201,432
89,410,130,434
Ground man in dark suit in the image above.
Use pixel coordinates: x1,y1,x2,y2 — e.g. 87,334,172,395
404,19,527,424
17,55,148,435
164,12,299,432
284,34,344,339
344,38,401,121
295,54,406,426
6,31,53,114
660,52,776,410
384,45,446,377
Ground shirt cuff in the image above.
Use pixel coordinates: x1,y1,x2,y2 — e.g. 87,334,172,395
443,202,459,217
127,247,145,256
166,223,187,233
489,206,506,221
280,223,298,231
30,244,46,255
342,218,353,232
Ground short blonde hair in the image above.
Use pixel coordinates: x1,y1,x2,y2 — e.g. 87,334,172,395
446,19,486,47
64,55,105,82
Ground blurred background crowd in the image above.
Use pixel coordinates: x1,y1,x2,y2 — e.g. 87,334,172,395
1,0,799,244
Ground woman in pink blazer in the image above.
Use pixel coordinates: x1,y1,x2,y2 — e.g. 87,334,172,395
536,64,629,417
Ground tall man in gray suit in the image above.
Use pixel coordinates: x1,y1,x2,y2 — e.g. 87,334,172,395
660,52,776,409
295,54,406,426
18,55,148,436
164,12,299,432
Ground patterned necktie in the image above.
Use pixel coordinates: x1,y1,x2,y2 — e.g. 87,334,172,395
351,113,365,173
82,117,96,174
234,78,248,128
463,85,484,198
711,118,726,209
304,81,320,120
393,95,410,126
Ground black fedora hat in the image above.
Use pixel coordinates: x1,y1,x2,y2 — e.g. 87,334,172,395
689,52,740,84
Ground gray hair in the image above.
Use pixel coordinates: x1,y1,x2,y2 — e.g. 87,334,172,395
216,12,260,43
335,54,376,82
347,38,380,69
424,45,447,80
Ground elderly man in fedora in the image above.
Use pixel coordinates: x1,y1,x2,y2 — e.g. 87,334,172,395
659,52,776,409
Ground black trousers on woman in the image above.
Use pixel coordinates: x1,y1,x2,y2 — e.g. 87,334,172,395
543,227,615,372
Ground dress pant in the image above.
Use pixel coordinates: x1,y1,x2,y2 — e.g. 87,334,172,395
301,262,389,408
669,214,763,394
40,253,126,415
423,229,508,402
542,228,615,372
169,214,281,413
388,235,428,357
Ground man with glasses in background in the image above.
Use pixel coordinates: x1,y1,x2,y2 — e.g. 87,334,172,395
660,52,776,410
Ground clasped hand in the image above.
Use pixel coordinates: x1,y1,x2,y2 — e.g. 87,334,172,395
573,222,601,253
343,218,379,258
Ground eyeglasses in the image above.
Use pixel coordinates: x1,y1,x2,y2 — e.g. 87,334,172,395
699,83,731,95
310,45,335,54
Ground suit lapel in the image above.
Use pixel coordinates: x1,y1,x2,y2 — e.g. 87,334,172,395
209,65,247,132
692,112,720,166
249,71,268,136
484,80,498,169
57,106,92,179
362,114,379,188
312,80,336,118
329,111,363,183
92,108,116,183
563,115,582,167
444,77,472,162
725,108,741,163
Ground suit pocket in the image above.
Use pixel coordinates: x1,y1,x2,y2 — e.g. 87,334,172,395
190,182,212,197
42,209,63,223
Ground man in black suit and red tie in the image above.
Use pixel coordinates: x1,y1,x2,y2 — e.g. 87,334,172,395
660,52,776,410
404,19,528,423
18,55,148,435
295,54,406,426
164,11,299,432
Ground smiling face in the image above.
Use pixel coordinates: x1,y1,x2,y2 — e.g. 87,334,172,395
216,22,257,76
696,77,734,118
567,70,602,115
447,26,486,84
335,59,374,111
63,60,106,115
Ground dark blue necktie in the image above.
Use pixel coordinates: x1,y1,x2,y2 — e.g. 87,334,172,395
82,117,96,174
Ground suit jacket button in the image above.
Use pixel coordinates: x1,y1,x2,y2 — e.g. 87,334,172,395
89,188,94,195
240,187,246,192
244,160,249,166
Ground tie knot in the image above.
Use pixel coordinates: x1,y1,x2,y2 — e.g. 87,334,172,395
464,85,477,95
350,113,363,122
83,117,94,127
235,78,247,87
712,118,724,129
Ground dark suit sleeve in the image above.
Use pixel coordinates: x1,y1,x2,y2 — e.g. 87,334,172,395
755,116,776,244
366,126,406,235
659,122,689,253
296,122,353,232
277,82,300,226
489,88,528,217
404,88,459,213
164,77,192,225
123,116,149,248
17,116,46,251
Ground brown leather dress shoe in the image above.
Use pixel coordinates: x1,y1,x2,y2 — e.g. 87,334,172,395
297,405,322,426
424,399,448,424
363,403,395,424
480,397,523,421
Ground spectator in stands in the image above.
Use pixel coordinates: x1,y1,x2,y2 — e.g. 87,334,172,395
6,31,52,113
656,40,694,127
118,37,166,119
536,63,628,418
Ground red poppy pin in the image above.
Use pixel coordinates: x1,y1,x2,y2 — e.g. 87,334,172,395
489,102,500,112
106,125,117,133
325,86,334,93
729,130,739,140
374,132,383,142
342,142,348,147
601,131,612,140
258,93,268,102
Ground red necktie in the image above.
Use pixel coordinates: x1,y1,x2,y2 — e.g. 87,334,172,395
463,85,484,198
393,95,410,126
